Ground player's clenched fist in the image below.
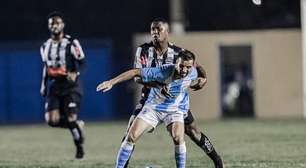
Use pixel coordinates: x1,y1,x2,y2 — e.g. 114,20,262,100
96,81,113,92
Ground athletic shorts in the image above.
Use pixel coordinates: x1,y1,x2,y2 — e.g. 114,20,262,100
134,102,195,125
136,105,185,128
45,91,81,115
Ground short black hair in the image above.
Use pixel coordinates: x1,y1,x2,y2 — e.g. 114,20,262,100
178,50,195,61
151,17,168,24
47,11,64,21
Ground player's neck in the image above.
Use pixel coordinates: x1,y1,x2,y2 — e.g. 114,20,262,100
51,33,64,42
154,40,168,55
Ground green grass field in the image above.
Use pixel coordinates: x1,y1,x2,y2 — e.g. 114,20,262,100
0,119,306,168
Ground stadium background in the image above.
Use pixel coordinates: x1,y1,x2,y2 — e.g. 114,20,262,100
1,1,306,168
0,0,301,124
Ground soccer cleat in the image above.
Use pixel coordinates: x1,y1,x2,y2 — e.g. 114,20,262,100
75,145,85,159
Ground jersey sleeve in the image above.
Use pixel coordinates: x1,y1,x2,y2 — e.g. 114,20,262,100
70,39,85,60
40,44,47,63
189,67,198,82
134,47,147,68
140,64,174,83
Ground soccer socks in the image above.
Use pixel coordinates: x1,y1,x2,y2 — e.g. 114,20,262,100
175,142,186,168
116,141,135,168
123,144,135,168
198,133,223,168
68,121,84,146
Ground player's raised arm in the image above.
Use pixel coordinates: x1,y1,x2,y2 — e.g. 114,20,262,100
190,63,207,91
96,69,141,92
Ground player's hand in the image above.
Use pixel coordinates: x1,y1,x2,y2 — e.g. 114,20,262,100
161,86,174,98
67,72,78,82
190,77,207,91
96,81,113,92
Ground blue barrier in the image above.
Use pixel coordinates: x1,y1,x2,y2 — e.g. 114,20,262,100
0,39,129,124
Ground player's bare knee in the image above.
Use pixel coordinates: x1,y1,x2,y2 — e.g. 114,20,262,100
171,131,184,144
172,135,184,145
46,118,59,127
45,112,60,127
127,131,138,143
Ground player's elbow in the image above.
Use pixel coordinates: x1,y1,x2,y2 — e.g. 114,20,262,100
131,68,141,77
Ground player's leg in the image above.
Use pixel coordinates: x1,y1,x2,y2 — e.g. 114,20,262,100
44,95,63,127
184,110,224,168
115,118,153,168
116,106,157,168
45,109,60,126
166,113,186,168
123,104,143,168
64,92,85,159
122,107,141,142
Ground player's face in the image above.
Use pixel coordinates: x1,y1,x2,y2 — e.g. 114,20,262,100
177,59,194,78
150,22,169,43
48,17,64,35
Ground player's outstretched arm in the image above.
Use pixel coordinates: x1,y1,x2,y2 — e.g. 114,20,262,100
96,69,141,92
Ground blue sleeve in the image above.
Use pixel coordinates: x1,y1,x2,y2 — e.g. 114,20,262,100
189,67,198,81
141,64,175,83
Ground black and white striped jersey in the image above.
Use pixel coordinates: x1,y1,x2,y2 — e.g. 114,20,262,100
134,42,183,69
133,42,184,103
40,35,85,77
40,35,85,94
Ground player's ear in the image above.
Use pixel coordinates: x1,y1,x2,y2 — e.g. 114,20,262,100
193,61,197,67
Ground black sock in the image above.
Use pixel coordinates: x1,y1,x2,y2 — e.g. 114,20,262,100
68,121,84,147
199,133,223,168
58,117,69,128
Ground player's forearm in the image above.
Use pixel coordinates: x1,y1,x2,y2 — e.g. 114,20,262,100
196,64,207,79
77,59,86,73
110,69,141,86
139,81,165,88
41,66,48,87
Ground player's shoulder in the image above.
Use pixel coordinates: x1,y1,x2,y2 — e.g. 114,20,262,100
169,42,184,52
138,41,154,50
64,34,81,44
41,38,52,48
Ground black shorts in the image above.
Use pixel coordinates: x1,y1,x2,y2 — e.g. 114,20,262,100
184,110,195,125
45,91,81,116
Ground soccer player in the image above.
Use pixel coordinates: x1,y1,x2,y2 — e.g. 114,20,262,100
40,11,86,159
123,18,224,167
97,50,197,168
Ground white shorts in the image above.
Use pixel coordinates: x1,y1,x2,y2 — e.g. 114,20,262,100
136,105,184,128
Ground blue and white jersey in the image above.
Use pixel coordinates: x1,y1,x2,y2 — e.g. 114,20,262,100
141,64,197,113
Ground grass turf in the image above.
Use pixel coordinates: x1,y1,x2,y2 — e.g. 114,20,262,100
0,119,306,168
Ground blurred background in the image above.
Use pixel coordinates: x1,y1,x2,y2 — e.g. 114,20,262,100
0,0,302,124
